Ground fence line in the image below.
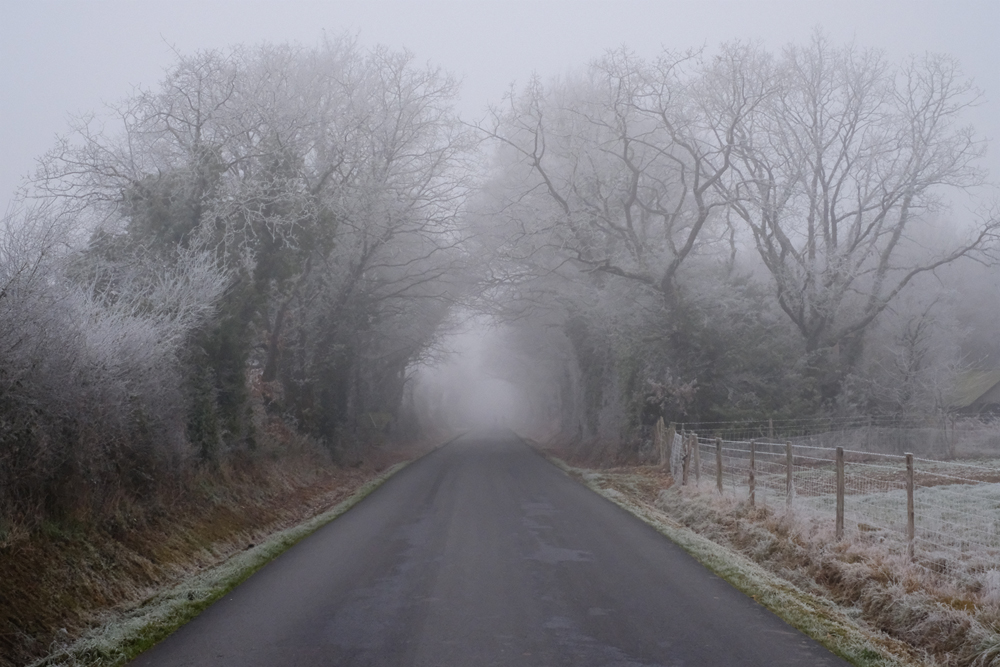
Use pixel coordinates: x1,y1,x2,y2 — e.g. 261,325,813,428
666,417,1000,459
653,419,1000,580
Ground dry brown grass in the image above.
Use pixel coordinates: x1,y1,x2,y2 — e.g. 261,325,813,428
548,440,1000,666
0,439,427,667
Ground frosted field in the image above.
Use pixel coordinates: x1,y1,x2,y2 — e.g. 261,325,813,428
794,481,1000,579
703,443,1000,573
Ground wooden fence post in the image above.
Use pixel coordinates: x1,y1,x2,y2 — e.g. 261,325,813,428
715,437,723,494
653,418,660,464
906,452,915,562
655,417,664,466
682,434,692,486
693,433,701,484
785,441,794,507
835,446,845,540
665,422,676,474
749,440,756,506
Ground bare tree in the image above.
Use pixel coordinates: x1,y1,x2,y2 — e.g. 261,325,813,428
721,35,997,381
32,38,474,446
467,48,788,441
476,47,769,306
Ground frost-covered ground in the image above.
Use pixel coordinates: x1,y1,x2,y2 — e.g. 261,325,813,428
816,482,1000,589
697,439,1000,589
28,462,411,667
550,454,1000,667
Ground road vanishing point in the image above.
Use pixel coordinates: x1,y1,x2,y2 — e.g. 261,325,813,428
130,433,851,666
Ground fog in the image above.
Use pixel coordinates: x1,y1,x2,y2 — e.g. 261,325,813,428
3,2,1000,210
409,319,536,434
2,5,1000,544
3,12,1000,667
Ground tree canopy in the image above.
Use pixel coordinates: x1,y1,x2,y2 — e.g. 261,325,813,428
1,33,998,520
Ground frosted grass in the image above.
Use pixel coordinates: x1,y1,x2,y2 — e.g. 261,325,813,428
31,461,410,667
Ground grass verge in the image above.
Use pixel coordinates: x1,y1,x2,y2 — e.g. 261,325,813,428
29,461,411,667
540,453,928,667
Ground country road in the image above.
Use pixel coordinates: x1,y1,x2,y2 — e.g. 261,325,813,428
129,433,851,666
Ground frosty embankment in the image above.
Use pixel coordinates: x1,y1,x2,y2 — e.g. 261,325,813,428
536,442,1000,666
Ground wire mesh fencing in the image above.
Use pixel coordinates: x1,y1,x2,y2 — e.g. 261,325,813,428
655,423,1000,582
671,416,1000,459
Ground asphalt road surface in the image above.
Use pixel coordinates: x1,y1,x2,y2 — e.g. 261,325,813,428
130,433,851,666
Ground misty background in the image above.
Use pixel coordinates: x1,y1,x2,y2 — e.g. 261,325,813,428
4,1,999,207
2,0,1000,521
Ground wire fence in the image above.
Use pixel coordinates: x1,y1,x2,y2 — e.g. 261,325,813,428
654,421,1000,581
671,416,1000,459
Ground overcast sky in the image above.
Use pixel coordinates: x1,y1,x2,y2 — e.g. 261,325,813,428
2,0,998,211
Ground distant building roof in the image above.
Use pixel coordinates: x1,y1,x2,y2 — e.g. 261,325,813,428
948,370,1000,412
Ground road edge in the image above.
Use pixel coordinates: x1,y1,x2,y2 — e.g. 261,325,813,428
32,434,464,667
517,437,924,667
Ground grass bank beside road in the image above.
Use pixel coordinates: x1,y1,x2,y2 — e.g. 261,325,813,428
1,439,444,667
528,437,1000,667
